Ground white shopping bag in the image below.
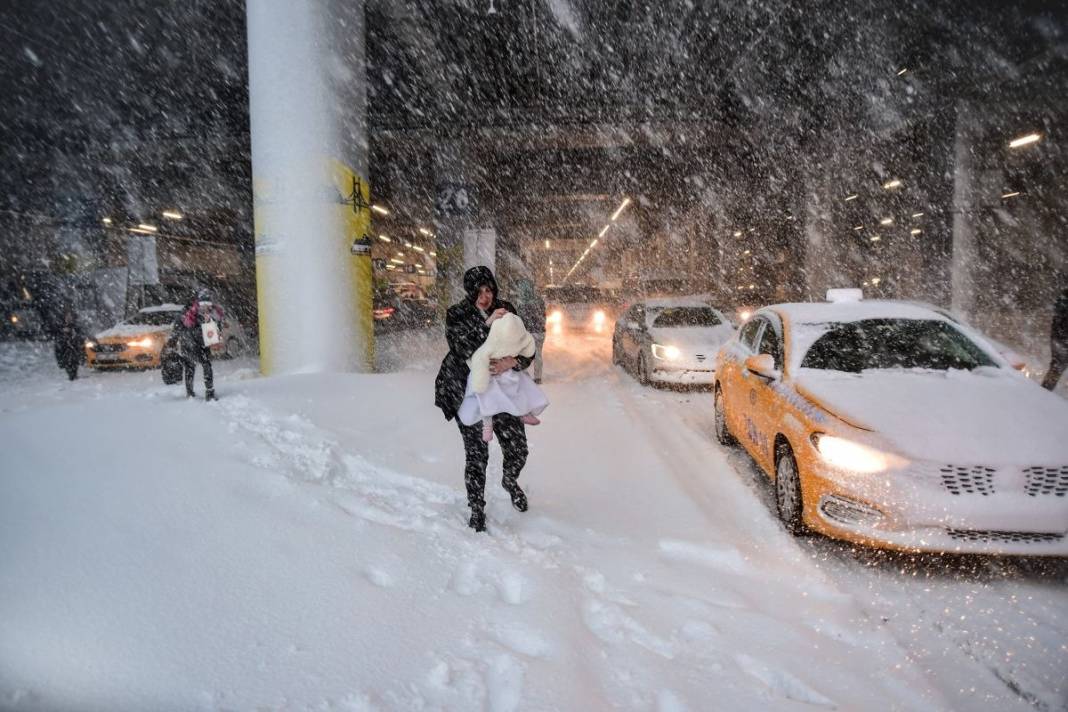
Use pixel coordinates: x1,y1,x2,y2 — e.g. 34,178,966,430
201,319,222,347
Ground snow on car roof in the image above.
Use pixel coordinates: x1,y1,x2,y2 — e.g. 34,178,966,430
767,300,948,325
641,294,720,309
139,303,184,313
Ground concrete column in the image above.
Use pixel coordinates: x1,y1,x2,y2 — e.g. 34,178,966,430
950,101,978,320
247,0,373,375
433,145,489,306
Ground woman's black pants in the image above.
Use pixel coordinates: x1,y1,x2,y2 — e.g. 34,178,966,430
456,414,527,510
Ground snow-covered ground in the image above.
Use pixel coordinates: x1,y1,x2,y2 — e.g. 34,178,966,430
1,334,1066,711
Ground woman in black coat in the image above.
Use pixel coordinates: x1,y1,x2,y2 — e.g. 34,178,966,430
435,266,535,532
52,307,85,381
165,291,224,401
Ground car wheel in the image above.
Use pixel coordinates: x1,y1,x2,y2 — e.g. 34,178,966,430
714,386,737,446
638,353,650,386
775,442,805,536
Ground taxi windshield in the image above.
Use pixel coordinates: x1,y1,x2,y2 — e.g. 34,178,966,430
800,318,997,373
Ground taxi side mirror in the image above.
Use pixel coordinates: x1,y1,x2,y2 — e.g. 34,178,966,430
745,353,780,381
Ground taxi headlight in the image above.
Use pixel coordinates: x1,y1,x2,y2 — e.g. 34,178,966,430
651,343,681,361
810,433,903,474
127,337,156,348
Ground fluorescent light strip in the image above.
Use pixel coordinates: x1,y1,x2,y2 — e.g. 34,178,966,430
1008,133,1041,149
610,197,631,221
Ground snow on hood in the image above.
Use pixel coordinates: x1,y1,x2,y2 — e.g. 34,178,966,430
95,323,173,339
795,367,1068,466
649,324,734,350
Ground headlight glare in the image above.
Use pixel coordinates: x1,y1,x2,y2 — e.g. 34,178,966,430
127,337,155,348
810,433,902,474
652,343,681,361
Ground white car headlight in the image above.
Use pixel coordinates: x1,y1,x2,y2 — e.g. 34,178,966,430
651,343,681,361
810,433,904,474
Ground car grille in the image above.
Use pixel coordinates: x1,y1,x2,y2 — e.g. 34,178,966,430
946,529,1065,545
1022,466,1068,497
939,465,996,496
94,343,126,353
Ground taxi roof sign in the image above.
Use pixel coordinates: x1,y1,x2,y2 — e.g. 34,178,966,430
826,288,864,303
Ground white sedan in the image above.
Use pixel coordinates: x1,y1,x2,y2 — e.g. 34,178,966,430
612,297,735,386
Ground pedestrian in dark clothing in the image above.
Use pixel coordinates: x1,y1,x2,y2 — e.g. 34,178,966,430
513,277,546,383
165,290,223,401
52,307,85,381
435,266,535,532
1042,286,1068,390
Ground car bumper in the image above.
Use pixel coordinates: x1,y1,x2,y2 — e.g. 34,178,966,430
650,367,715,385
801,463,1068,556
88,350,161,369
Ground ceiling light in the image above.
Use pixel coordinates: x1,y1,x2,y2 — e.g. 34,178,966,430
882,180,902,190
911,212,924,219
378,234,391,242
102,217,112,225
545,240,551,249
404,242,413,248
1001,191,1021,199
910,228,922,235
743,249,751,255
853,225,864,231
733,231,742,237
429,251,436,257
1008,133,1041,149
371,205,389,215
418,228,433,237
128,228,154,235
896,67,908,76
137,224,158,232
870,235,881,242
879,217,893,225
162,210,183,220
598,225,610,238
845,194,858,201
389,258,404,264
610,197,631,221
413,246,425,253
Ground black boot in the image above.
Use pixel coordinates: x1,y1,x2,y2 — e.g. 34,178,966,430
205,389,217,402
503,479,528,512
468,507,486,532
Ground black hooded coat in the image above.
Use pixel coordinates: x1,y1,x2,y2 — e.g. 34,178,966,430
434,266,533,420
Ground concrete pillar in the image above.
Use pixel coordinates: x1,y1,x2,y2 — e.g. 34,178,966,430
950,101,978,320
247,0,373,375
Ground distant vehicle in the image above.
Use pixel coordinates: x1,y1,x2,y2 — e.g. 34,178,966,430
373,288,437,333
86,303,248,369
613,296,734,386
713,290,1068,556
544,285,620,334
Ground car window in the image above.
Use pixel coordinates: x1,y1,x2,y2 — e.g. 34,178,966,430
757,322,783,369
739,318,764,351
129,311,179,326
651,307,722,328
800,319,997,373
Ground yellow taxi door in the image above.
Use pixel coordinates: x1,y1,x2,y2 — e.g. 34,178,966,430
745,317,786,474
730,317,771,462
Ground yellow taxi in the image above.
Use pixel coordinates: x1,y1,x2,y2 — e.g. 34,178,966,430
86,303,244,369
713,290,1068,556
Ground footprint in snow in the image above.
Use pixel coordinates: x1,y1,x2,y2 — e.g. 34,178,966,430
734,653,837,709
